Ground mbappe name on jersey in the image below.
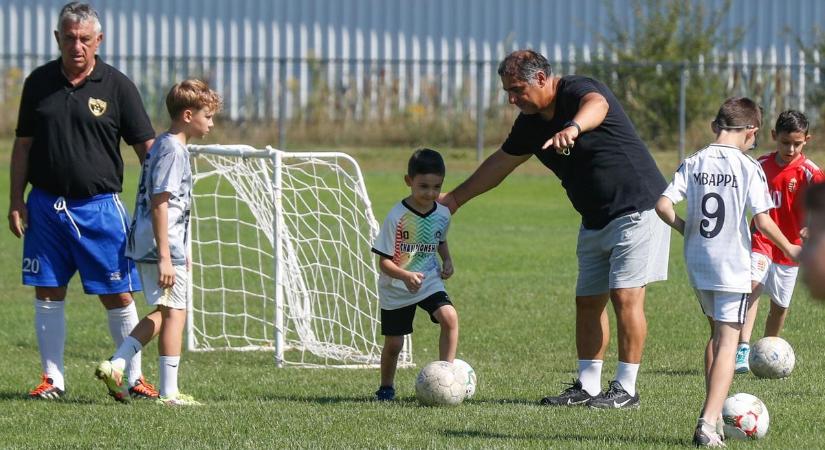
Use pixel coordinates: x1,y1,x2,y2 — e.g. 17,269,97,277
692,172,738,188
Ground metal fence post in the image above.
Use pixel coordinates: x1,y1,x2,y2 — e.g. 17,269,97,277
278,58,288,150
476,60,485,163
678,63,687,162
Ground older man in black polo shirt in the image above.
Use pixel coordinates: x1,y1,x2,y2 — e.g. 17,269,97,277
440,50,671,409
8,2,157,400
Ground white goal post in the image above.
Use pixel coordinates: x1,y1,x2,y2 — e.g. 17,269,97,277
185,144,412,368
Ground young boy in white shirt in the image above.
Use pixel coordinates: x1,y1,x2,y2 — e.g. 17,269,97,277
656,97,800,447
95,79,221,405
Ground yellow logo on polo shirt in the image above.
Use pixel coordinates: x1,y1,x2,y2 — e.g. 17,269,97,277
88,97,107,117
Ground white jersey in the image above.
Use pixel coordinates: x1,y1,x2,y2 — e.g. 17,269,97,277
126,132,192,265
371,200,451,310
662,144,773,292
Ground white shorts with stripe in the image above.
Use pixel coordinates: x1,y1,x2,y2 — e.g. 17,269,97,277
694,289,748,324
137,263,189,309
751,252,798,308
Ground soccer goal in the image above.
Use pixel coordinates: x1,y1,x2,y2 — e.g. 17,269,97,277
185,144,412,368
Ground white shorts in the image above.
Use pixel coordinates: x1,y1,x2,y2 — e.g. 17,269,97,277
751,252,798,308
694,289,748,324
137,263,188,309
576,208,671,296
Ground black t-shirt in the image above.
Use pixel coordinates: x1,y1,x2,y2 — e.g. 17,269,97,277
501,75,667,229
16,57,155,198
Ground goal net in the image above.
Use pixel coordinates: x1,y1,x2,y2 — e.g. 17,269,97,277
186,144,412,368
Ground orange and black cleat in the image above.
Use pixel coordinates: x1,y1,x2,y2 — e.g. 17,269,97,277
29,374,65,400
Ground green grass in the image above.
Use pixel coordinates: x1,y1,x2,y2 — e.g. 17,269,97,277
1,150,824,449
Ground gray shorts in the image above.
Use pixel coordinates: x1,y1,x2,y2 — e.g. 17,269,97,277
575,208,670,296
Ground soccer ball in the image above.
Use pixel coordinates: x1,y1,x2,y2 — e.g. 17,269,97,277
415,361,468,406
722,393,770,440
749,336,795,379
452,358,477,398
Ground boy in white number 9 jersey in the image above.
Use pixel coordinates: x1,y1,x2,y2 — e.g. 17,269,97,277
655,97,801,447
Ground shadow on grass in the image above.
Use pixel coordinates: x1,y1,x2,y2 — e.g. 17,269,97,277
238,393,541,407
0,390,98,405
442,429,686,446
645,368,703,377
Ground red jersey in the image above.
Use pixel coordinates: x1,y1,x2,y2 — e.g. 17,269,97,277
751,152,825,265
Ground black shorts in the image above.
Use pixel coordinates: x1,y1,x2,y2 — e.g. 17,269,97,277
380,291,452,336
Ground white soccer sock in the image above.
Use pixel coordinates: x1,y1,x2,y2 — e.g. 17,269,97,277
111,335,143,373
615,361,640,397
34,299,66,390
159,355,181,398
106,303,142,385
577,359,603,396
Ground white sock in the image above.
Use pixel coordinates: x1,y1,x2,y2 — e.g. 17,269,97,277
615,361,640,397
111,335,143,374
159,355,181,398
34,299,66,390
738,342,750,351
106,303,142,385
577,359,603,396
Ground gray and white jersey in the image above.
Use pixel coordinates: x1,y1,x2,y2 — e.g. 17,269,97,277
126,132,192,265
662,144,773,292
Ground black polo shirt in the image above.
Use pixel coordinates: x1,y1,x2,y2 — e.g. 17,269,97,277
15,57,155,198
501,75,667,230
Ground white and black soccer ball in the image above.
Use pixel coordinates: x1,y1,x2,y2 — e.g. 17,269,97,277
452,358,477,399
415,361,468,406
722,393,770,440
749,336,795,379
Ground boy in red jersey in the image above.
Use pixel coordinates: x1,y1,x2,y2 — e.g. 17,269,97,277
735,110,825,373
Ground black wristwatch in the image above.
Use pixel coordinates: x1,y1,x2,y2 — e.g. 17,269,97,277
563,120,582,135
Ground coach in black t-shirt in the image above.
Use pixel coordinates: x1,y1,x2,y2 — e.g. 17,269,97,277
440,50,671,409
8,2,157,400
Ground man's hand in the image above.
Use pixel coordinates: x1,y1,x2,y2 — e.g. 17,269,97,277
8,199,27,238
437,192,459,214
403,271,425,293
542,125,580,154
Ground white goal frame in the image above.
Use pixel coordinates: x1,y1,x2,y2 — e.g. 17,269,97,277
185,144,412,368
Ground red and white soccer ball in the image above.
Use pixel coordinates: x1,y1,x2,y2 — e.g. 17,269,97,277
749,336,795,379
722,393,770,440
415,361,468,406
452,358,477,399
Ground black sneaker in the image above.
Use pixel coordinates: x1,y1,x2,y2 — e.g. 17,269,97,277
539,379,599,406
589,380,640,409
374,385,395,401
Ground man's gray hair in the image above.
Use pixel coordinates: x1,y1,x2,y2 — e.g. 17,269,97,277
57,2,102,34
497,50,553,83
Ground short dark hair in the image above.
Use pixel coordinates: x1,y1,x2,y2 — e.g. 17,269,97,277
497,50,553,82
775,110,809,135
712,97,762,131
166,79,223,119
407,148,445,177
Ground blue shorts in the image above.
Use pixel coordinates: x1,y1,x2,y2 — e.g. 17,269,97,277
22,187,141,295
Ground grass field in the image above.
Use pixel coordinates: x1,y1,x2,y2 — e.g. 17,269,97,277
1,148,825,449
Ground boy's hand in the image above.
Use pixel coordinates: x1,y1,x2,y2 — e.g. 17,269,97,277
784,243,802,262
800,227,809,242
441,259,454,279
157,258,176,288
403,271,425,293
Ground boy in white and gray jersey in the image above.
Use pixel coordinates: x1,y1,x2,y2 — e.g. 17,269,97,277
95,80,222,406
656,97,800,447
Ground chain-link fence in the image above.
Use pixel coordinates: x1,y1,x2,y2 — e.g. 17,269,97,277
1,54,823,160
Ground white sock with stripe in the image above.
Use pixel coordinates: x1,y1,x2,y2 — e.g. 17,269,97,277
159,355,181,398
34,299,66,390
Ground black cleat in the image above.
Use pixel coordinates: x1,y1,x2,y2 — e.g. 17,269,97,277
374,385,396,401
539,379,599,406
589,380,640,409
